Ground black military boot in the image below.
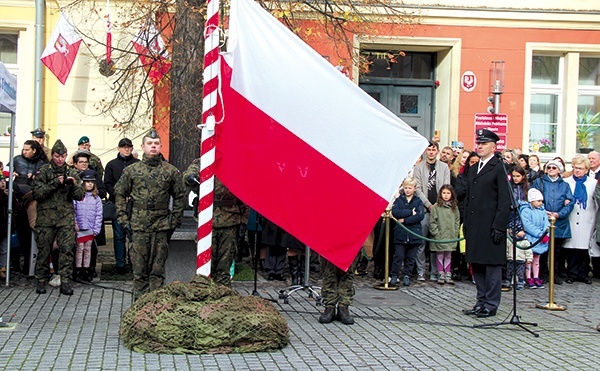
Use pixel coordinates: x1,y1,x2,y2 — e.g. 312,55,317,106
318,307,336,324
288,255,302,286
73,268,81,281
337,305,355,325
86,267,94,282
36,281,46,294
60,282,73,296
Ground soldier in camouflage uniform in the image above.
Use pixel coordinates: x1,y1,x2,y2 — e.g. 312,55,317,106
114,130,185,300
183,158,249,287
319,254,359,325
32,139,85,295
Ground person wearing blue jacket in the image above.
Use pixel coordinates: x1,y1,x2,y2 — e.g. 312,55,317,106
530,159,574,284
390,177,425,287
520,188,550,288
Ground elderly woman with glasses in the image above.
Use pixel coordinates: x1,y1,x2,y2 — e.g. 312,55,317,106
531,159,574,285
563,156,597,284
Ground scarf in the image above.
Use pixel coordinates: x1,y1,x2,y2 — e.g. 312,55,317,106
511,182,526,202
573,174,588,210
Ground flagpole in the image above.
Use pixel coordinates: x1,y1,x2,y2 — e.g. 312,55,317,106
197,0,220,276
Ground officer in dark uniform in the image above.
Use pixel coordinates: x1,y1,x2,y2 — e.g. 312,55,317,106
114,129,185,300
32,139,85,295
31,128,51,161
462,129,510,318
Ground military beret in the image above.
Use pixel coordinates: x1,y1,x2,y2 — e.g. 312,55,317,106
31,129,46,138
78,136,90,145
51,139,68,155
475,129,500,143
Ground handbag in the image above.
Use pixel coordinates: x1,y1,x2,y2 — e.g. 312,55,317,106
102,200,117,221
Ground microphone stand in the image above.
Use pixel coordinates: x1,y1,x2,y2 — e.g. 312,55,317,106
475,153,538,337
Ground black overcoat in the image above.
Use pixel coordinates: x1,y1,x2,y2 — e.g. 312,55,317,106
464,155,511,265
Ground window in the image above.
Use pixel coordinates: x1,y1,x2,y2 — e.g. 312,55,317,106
0,33,18,144
361,50,434,80
577,57,600,151
529,56,561,153
528,51,600,156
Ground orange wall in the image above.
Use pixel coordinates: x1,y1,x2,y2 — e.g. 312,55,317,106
300,21,600,149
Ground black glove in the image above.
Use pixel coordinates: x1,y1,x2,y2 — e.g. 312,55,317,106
491,229,504,245
186,173,199,185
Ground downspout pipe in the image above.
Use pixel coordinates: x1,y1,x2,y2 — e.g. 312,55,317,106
34,0,44,131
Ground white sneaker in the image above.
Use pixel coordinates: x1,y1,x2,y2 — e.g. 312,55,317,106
49,275,61,287
416,274,425,281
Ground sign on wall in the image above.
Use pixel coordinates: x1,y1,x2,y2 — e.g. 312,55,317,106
474,113,508,151
461,71,476,92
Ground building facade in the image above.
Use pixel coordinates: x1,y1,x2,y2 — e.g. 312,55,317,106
1,0,599,166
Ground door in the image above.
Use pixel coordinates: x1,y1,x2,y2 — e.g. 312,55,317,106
361,84,433,140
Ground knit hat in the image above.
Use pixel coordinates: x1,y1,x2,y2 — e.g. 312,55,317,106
51,139,68,155
528,188,544,202
545,159,564,174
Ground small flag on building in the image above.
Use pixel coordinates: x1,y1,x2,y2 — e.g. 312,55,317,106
40,13,82,85
131,22,171,85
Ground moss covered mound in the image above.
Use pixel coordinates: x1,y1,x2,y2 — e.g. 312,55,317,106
120,275,289,354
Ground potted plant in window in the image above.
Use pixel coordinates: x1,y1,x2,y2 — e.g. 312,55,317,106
577,108,600,154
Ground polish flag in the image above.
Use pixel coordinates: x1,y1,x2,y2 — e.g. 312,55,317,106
215,0,429,271
40,13,82,85
131,22,171,85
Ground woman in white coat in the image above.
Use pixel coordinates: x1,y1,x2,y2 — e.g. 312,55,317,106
564,155,597,284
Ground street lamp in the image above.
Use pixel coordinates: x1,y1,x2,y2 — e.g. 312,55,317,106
487,61,505,114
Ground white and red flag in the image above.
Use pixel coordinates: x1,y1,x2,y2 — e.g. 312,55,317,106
214,0,429,270
131,22,171,85
40,13,82,85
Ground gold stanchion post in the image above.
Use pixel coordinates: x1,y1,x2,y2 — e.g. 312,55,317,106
374,209,398,291
536,215,566,311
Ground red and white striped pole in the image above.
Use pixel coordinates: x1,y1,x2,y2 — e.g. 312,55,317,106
197,0,220,276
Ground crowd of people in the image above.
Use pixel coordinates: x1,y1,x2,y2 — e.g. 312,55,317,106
3,126,600,325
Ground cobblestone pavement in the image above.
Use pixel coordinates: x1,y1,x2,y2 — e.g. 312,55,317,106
1,268,599,370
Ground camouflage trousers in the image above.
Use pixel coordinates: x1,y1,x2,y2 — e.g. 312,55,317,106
211,226,237,287
320,255,358,307
34,225,75,283
131,231,169,300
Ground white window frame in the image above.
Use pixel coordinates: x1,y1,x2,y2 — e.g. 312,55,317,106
524,43,600,160
0,32,19,148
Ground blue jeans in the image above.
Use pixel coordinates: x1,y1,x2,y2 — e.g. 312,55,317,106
112,219,126,267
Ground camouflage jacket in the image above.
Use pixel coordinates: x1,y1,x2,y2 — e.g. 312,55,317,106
115,155,185,232
183,158,249,228
32,162,85,227
89,152,104,180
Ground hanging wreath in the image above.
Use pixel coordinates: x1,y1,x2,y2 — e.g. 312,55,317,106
99,59,116,77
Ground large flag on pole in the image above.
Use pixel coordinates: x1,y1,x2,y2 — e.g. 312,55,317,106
216,0,429,270
40,13,82,85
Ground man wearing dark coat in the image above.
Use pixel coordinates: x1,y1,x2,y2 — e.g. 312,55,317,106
462,129,510,318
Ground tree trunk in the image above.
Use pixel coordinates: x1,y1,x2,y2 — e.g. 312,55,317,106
169,0,206,170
